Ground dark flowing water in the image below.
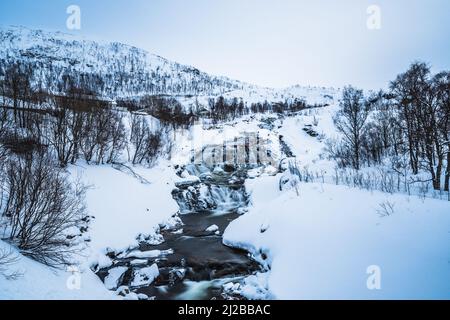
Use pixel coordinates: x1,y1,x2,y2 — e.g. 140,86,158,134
95,164,262,300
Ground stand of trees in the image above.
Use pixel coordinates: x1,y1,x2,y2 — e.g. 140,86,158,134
330,62,450,192
129,114,164,165
117,94,309,128
117,95,196,129
0,64,171,267
0,65,171,168
208,96,308,123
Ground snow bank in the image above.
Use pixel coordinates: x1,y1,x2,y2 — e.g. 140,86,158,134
123,249,173,259
0,240,114,300
71,162,178,260
224,176,450,299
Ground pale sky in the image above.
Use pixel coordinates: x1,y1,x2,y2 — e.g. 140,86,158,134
1,0,449,90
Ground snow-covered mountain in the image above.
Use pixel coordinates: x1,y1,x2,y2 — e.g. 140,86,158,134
0,26,338,105
0,26,246,98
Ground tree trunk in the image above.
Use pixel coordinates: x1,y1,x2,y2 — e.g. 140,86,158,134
434,160,442,191
445,152,450,192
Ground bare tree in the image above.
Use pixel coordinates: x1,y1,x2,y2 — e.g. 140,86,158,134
2,62,33,129
107,111,127,163
333,86,370,170
390,62,429,175
433,71,450,191
389,63,449,190
129,114,162,165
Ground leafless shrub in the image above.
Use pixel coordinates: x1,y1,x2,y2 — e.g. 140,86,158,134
278,160,303,196
0,247,23,280
0,152,88,268
377,200,395,217
290,162,441,200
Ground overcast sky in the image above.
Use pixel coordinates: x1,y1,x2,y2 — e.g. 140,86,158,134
1,0,449,90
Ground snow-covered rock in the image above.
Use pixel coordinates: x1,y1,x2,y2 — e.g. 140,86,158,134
123,249,173,259
104,266,128,290
130,264,159,287
205,224,219,233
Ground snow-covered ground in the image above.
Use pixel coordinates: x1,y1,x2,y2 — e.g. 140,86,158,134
0,239,114,300
224,174,450,299
165,104,450,300
2,101,449,300
73,162,178,258
0,160,180,299
219,103,450,299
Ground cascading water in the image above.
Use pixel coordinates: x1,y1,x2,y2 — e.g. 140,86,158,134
94,163,262,300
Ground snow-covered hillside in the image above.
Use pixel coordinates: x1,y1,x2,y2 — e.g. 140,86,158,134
0,26,243,98
0,26,338,106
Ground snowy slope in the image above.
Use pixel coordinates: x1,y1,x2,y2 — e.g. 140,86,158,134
70,162,179,259
0,240,114,300
0,26,245,98
0,26,338,106
220,103,450,300
224,176,450,299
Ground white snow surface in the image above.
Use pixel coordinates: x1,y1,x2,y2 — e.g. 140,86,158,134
205,225,219,233
0,240,114,300
73,162,178,258
223,169,450,300
0,160,178,300
219,105,450,299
